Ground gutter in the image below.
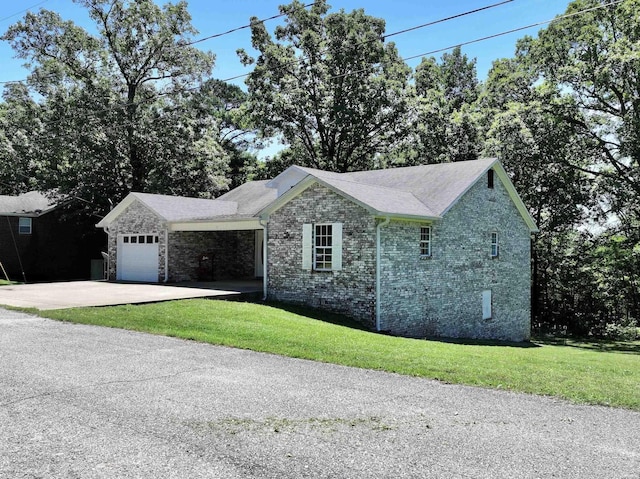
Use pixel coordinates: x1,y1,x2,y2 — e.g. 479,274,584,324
375,216,391,332
164,226,169,282
259,217,269,301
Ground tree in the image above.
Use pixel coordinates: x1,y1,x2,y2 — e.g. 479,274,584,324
391,47,480,166
1,0,230,209
238,0,412,173
0,83,43,194
520,0,640,219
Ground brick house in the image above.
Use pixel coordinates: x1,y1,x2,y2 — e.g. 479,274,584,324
97,158,538,341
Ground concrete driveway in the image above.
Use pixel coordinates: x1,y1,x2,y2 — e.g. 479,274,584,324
0,280,262,310
1,308,639,478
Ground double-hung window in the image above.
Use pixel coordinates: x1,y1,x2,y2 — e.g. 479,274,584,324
491,232,499,257
18,217,32,235
420,226,431,257
302,223,342,271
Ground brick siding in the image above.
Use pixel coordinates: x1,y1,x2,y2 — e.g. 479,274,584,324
267,177,531,341
267,183,377,327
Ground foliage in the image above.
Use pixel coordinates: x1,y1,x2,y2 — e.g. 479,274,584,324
0,0,253,214
521,0,640,220
238,0,412,172
390,47,481,166
38,299,640,410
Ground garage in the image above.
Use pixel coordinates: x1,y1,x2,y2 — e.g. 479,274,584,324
117,234,159,282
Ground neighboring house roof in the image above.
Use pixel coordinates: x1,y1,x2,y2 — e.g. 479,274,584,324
0,191,56,217
96,159,538,233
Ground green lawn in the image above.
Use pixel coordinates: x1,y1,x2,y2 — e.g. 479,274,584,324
35,299,640,411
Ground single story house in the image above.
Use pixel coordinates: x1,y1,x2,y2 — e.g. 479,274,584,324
97,158,538,341
0,191,105,282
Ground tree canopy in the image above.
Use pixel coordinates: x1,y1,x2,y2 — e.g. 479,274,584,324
238,0,412,173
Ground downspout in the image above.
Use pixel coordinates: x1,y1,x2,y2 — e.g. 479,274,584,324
259,217,269,301
164,226,169,282
376,216,391,332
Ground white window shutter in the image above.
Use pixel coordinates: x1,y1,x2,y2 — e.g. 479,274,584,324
302,223,312,270
482,290,492,320
332,222,342,271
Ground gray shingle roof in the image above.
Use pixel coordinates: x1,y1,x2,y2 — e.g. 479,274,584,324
217,180,277,216
0,191,55,216
100,158,537,230
338,158,496,216
264,158,497,218
131,193,237,221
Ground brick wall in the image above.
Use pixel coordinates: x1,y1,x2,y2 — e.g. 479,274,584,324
107,200,258,282
379,174,531,341
106,200,165,281
267,175,531,342
267,183,377,327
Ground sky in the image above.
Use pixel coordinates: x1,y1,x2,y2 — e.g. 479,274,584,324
0,0,573,89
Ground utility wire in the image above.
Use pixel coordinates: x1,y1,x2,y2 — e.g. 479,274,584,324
0,2,319,85
1,0,625,128
221,0,514,83
328,0,624,80
185,2,319,46
0,0,47,23
0,0,505,86
0,0,514,124
401,0,624,63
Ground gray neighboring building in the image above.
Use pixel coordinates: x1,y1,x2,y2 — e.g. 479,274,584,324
97,158,538,341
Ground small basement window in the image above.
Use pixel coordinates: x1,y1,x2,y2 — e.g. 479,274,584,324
18,217,32,235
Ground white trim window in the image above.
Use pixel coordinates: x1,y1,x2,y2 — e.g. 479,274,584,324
420,226,431,257
302,222,343,271
18,217,32,235
491,231,499,257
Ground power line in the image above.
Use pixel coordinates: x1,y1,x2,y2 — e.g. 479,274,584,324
0,0,47,23
185,2,319,47
0,2,319,86
328,0,625,80
401,0,625,63
221,0,514,83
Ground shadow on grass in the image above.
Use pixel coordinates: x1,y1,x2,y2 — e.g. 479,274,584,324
264,301,373,332
534,337,640,355
426,336,541,348
266,301,541,348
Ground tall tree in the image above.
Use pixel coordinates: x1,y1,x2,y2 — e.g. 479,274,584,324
2,0,224,207
520,0,640,218
391,46,480,166
238,0,412,173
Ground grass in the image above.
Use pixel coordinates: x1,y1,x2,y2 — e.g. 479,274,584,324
34,299,640,411
0,279,19,286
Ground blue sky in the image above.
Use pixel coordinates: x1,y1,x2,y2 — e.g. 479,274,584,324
0,0,572,88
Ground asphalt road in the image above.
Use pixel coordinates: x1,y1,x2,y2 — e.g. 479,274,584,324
1,308,639,478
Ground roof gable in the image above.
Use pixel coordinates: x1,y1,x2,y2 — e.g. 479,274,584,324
261,159,537,232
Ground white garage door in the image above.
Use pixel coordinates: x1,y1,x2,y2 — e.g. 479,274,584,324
117,234,159,282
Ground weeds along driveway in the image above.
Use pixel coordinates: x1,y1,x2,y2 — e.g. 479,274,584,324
1,308,639,479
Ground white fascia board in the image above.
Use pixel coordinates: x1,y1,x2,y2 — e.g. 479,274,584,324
260,175,441,222
374,214,439,223
438,159,539,234
493,162,539,233
96,193,152,228
168,218,262,231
